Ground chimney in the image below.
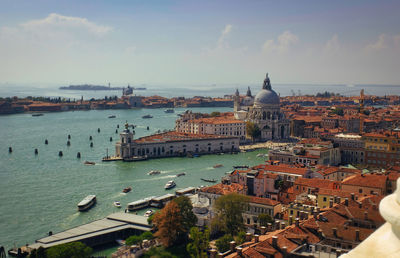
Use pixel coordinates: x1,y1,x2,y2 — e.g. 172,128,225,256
267,223,272,232
333,228,337,238
364,211,368,220
254,234,260,243
329,198,334,208
289,216,293,225
236,247,243,257
230,241,236,253
209,249,217,258
272,236,278,248
275,220,280,230
260,226,267,234
282,246,288,257
351,193,355,200
295,217,300,226
337,196,341,204
345,198,349,206
336,249,342,257
358,202,362,208
245,232,252,242
355,230,360,242
281,222,286,229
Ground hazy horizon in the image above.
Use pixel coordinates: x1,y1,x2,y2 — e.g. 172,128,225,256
1,0,400,86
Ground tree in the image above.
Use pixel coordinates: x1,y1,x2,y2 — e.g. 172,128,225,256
45,242,92,258
141,231,154,240
246,121,261,142
332,107,344,116
173,196,197,234
258,213,274,227
153,201,185,247
215,234,233,253
186,227,210,258
234,231,246,245
212,193,249,236
126,235,142,246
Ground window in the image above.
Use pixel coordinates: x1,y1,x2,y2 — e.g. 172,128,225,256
323,197,327,202
359,188,363,193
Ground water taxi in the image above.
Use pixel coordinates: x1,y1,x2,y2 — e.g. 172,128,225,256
144,210,154,217
32,113,44,117
164,109,174,113
77,195,96,211
108,115,116,118
148,170,161,175
213,164,223,168
164,180,176,190
176,172,186,177
84,161,95,165
142,114,153,119
122,187,132,193
113,201,121,208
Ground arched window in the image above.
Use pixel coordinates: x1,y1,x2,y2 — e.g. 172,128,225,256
263,111,267,120
267,112,271,119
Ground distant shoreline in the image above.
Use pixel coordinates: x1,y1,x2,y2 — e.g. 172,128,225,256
59,85,146,91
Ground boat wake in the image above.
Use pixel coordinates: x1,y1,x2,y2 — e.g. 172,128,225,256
134,175,176,182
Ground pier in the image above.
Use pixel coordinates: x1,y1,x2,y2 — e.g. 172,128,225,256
15,213,152,255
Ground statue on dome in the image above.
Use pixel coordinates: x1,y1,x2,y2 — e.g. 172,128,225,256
263,73,271,90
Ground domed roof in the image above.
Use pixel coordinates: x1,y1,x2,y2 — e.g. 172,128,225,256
254,89,280,105
254,73,280,105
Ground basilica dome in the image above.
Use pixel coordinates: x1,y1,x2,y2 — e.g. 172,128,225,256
254,89,280,105
254,73,280,105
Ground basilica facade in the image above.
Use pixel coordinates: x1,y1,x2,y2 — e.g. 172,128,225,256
234,73,290,141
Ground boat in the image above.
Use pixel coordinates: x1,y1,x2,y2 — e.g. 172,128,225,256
201,178,217,183
213,164,223,168
142,114,153,119
114,201,121,208
127,197,153,211
148,170,161,175
176,172,186,177
123,156,147,162
233,165,249,169
84,161,96,165
122,187,132,193
32,113,44,117
144,210,154,217
164,180,176,190
256,153,267,157
164,109,174,113
77,195,96,211
108,115,116,118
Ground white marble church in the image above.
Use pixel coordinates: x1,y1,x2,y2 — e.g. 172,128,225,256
234,73,290,141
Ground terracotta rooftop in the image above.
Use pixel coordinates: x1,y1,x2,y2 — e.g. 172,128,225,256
250,196,281,206
342,174,387,189
254,164,308,176
133,131,237,144
200,183,244,195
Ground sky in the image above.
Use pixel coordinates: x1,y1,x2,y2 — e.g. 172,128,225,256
0,0,400,87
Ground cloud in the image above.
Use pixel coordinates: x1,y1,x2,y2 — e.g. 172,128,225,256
324,34,340,52
21,13,112,36
217,24,232,49
365,34,387,51
262,30,298,54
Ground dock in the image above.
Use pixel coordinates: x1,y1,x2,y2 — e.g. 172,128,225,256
23,213,152,253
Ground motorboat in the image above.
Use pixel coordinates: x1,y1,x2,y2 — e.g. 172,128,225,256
122,187,132,193
32,113,44,117
108,115,116,118
148,170,161,175
201,178,217,183
164,180,176,190
142,114,153,119
77,195,96,211
256,153,267,157
164,109,174,113
114,201,121,208
233,165,249,169
176,172,186,177
84,161,95,165
213,164,223,168
144,210,154,217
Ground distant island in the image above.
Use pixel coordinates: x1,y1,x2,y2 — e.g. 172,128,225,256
59,84,146,91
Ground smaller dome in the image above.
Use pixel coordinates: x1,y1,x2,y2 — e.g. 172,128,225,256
254,89,280,105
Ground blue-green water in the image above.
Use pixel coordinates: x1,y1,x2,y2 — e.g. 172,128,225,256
0,107,268,251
